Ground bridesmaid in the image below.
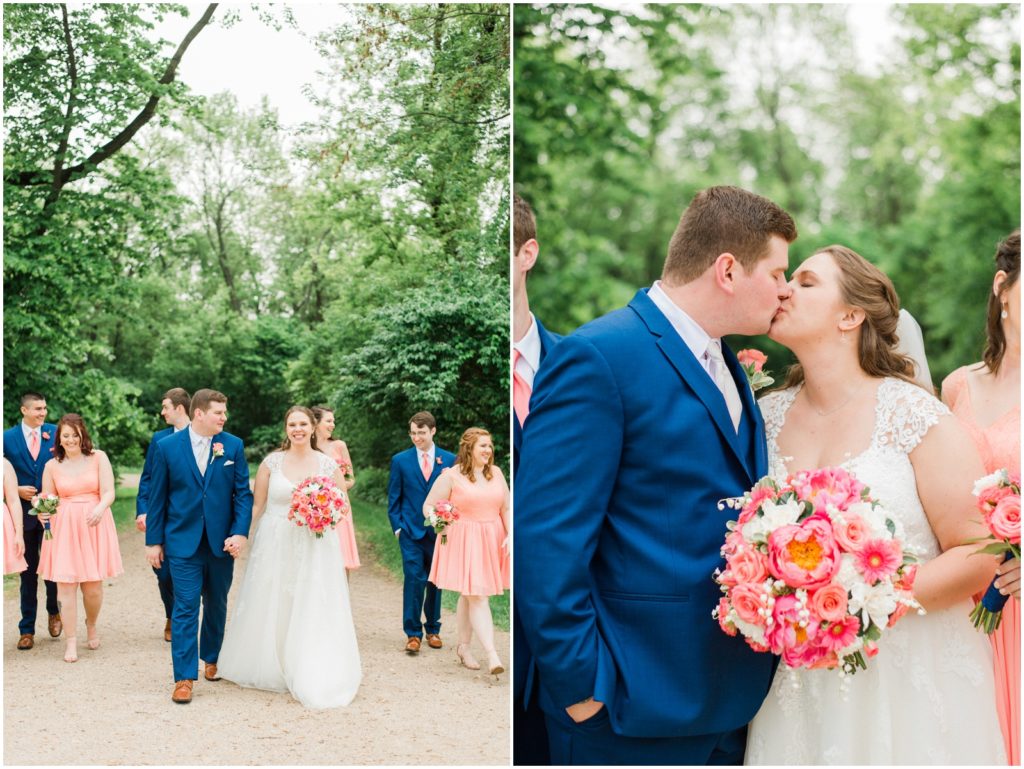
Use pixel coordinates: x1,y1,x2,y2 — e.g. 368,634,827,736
4,457,27,576
312,406,360,571
37,414,123,662
942,228,1020,765
425,428,510,675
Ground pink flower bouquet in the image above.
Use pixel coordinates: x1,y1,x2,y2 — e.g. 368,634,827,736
28,493,60,540
736,349,774,392
713,467,921,678
967,468,1021,633
287,476,349,539
424,500,459,545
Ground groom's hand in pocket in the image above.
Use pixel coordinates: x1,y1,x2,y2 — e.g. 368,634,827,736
567,698,605,724
145,544,163,569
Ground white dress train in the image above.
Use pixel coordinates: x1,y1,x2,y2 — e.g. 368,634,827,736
746,378,1005,765
218,450,361,708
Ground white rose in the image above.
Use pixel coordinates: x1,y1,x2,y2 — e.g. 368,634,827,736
849,580,899,631
760,497,803,531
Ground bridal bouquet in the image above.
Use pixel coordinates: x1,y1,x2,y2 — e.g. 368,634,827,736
424,500,459,545
288,476,349,539
967,468,1021,633
713,467,921,679
27,493,59,540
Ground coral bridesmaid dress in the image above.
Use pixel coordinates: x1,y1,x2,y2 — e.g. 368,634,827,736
944,365,1020,765
4,499,28,575
429,470,509,596
37,454,123,583
327,442,360,570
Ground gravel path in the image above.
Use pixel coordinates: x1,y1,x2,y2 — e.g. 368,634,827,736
3,483,509,765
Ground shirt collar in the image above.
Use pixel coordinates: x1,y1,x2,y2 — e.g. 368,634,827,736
173,422,189,433
188,425,210,446
21,422,39,440
513,313,542,376
419,443,436,464
648,281,716,362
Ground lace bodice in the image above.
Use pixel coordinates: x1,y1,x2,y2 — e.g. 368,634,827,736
759,377,949,561
262,451,341,518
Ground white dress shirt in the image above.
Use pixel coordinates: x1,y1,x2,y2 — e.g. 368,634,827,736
188,426,211,474
513,313,542,390
648,281,716,377
21,422,41,446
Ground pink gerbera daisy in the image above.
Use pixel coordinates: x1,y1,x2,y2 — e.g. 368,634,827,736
817,614,860,653
854,539,902,583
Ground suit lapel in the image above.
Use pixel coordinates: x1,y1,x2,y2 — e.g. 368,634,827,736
202,435,218,490
723,344,765,484
179,431,203,486
629,290,751,476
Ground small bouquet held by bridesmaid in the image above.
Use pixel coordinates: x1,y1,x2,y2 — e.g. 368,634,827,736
424,500,459,545
713,467,921,681
287,476,349,539
28,493,59,540
966,468,1021,633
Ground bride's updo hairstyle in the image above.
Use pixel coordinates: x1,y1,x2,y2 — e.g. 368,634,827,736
455,427,494,482
983,229,1020,375
279,405,320,452
783,245,918,388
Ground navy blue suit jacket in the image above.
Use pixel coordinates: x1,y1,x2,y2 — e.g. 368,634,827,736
515,288,774,739
136,426,174,518
144,429,253,559
387,446,456,539
3,422,57,532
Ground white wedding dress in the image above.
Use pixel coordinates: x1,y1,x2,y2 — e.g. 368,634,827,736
746,378,1005,765
218,450,361,708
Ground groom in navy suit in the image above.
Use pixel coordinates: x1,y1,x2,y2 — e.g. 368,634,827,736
387,411,455,654
3,392,61,649
145,389,253,703
516,186,797,764
512,193,561,765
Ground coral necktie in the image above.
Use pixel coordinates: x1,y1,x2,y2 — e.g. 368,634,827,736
29,431,39,460
421,452,431,481
512,350,532,427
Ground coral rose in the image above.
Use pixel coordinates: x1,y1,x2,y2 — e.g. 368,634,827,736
730,583,767,626
989,495,1021,544
809,583,848,622
833,513,871,553
737,349,767,372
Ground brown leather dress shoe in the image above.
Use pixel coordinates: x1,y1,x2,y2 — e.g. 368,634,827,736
204,662,221,681
405,636,421,654
164,619,172,643
48,613,62,638
17,634,34,650
426,633,443,649
172,680,194,704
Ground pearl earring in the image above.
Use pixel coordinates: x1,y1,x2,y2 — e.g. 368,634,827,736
1002,307,1009,319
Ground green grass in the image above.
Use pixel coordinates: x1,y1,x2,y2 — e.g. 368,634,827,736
352,494,510,631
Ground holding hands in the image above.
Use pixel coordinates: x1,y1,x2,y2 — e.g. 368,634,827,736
224,534,246,559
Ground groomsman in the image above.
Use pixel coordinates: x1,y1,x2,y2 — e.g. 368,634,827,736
3,392,61,649
387,411,455,654
136,387,191,642
512,194,561,765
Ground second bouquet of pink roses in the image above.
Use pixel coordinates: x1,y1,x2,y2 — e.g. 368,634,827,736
713,467,921,679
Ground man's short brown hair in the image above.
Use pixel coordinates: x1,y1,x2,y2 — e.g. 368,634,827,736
190,389,227,418
513,193,537,255
409,411,436,430
663,186,797,283
163,388,191,413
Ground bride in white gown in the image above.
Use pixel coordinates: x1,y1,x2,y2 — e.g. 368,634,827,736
745,246,1005,765
218,406,361,708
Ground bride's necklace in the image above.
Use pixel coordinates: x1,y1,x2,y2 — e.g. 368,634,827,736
805,387,860,417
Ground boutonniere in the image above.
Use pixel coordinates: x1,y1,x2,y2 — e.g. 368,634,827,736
41,431,50,441
736,349,775,392
436,457,443,465
212,442,225,459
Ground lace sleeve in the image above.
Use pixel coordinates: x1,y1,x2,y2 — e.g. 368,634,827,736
758,388,796,445
263,451,283,472
874,378,951,455
319,451,341,479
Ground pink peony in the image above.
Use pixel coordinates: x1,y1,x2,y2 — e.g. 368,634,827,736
791,467,866,514
737,349,768,372
817,615,860,653
730,583,767,626
989,495,1021,544
766,594,820,657
833,513,871,553
809,583,848,622
854,539,902,583
767,514,842,589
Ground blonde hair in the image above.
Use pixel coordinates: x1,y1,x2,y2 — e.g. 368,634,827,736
782,245,918,388
455,428,493,482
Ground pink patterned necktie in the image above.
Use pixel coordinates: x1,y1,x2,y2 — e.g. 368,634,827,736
29,431,39,460
421,452,431,481
512,350,532,427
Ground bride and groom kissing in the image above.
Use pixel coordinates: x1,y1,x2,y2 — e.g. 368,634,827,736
514,186,1007,764
144,390,360,707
